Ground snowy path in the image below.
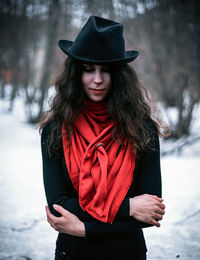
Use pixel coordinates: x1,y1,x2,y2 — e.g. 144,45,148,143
0,110,200,260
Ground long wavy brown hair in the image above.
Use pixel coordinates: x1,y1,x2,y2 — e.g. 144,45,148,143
39,57,169,155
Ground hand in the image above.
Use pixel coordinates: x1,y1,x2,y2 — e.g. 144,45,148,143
45,205,86,237
129,194,165,227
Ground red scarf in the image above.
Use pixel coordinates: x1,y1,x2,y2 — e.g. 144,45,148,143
62,100,136,223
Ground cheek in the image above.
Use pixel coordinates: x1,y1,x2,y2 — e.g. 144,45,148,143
106,75,111,89
82,74,89,91
81,74,87,86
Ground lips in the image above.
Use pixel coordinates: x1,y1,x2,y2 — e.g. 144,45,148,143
90,88,105,91
90,88,105,95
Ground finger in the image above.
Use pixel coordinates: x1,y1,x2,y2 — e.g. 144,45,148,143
46,212,55,225
155,207,165,215
47,215,61,232
45,205,52,216
53,204,73,217
49,221,59,231
45,206,54,219
46,206,59,223
160,203,165,209
152,195,164,202
46,215,56,228
53,204,68,216
47,217,53,226
151,218,160,227
146,194,163,203
154,214,163,221
45,206,54,221
158,203,165,210
153,201,165,211
47,216,53,224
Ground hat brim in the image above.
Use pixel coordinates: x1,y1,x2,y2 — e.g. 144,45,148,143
58,40,138,64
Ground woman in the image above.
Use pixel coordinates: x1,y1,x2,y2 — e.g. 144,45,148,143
40,15,166,260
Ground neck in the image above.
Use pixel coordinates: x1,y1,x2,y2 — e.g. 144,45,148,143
84,98,107,107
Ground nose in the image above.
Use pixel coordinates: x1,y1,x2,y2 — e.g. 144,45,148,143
93,70,103,84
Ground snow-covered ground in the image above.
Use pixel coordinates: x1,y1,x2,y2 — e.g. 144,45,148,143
0,98,200,260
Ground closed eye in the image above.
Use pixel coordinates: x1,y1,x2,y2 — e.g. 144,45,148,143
82,64,94,72
101,67,111,73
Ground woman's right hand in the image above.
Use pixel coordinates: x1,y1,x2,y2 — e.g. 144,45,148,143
129,194,165,227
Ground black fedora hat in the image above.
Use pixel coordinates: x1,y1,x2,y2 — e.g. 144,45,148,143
58,15,139,64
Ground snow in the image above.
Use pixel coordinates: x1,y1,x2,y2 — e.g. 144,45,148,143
0,98,200,260
144,156,200,259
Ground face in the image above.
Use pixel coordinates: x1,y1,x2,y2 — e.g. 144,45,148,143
81,64,111,102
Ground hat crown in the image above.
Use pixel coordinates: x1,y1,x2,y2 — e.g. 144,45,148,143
58,15,139,64
71,16,125,61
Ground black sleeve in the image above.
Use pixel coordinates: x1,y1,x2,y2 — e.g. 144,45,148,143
135,124,162,198
85,218,145,238
41,122,129,220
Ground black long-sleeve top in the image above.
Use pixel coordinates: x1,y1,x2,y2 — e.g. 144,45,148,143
41,121,162,259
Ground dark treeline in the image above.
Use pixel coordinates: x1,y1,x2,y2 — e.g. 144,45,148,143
0,0,199,140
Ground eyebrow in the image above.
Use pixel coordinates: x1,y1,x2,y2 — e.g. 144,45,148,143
82,63,112,72
82,63,93,66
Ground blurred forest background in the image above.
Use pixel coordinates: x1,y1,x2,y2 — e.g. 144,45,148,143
0,0,200,145
0,1,200,259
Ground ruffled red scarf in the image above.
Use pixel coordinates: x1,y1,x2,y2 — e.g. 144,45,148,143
62,100,136,223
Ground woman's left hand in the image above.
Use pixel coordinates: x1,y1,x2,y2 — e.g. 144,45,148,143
45,204,86,237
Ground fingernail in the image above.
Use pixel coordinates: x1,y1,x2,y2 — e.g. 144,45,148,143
53,204,58,208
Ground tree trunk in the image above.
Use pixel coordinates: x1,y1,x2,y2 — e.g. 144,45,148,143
0,79,5,98
35,0,61,122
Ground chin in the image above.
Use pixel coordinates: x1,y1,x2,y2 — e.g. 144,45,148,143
89,96,106,102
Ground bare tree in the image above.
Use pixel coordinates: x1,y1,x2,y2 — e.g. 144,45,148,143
0,0,25,110
82,0,115,19
1,0,199,142
123,0,200,139
0,0,46,112
31,0,62,123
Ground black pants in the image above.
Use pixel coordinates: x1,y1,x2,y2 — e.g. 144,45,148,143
55,246,147,260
